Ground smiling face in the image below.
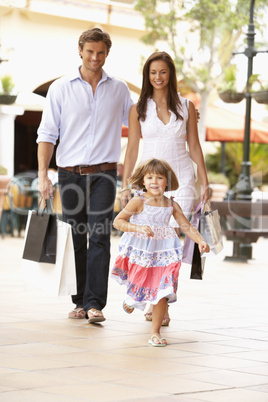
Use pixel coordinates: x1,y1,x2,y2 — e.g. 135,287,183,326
143,171,167,196
149,60,170,90
79,41,108,74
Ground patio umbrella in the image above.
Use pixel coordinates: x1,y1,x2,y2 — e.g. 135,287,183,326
206,105,268,144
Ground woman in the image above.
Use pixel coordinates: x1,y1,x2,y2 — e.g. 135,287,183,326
121,51,210,324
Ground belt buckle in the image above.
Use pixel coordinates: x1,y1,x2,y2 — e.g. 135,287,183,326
79,165,89,175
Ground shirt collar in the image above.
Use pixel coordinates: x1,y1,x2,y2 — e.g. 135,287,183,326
68,66,112,83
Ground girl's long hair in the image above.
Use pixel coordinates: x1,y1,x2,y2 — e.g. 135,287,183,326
137,51,183,122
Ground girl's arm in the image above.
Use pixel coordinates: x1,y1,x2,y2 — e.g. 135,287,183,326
187,101,210,203
113,197,154,237
121,105,141,207
173,202,210,254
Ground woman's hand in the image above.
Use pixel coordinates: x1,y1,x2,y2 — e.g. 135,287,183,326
138,225,154,237
120,189,132,208
200,184,210,204
198,241,210,254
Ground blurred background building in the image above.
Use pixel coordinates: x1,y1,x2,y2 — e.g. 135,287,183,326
0,0,148,176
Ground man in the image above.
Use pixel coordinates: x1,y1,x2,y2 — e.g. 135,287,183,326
37,28,133,323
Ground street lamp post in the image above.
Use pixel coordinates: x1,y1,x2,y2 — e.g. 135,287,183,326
235,0,256,201
232,0,267,260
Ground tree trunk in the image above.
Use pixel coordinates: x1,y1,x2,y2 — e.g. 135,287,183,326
197,91,210,146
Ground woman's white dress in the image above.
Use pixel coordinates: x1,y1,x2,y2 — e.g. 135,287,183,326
140,94,195,226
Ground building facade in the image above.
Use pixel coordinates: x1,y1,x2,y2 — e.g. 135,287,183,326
0,0,149,175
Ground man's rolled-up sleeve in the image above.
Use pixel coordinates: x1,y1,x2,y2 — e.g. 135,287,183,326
37,83,61,145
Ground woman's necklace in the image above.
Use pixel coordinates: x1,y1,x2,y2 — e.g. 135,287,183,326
153,98,166,113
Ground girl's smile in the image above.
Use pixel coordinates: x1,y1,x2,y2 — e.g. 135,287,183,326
143,172,167,196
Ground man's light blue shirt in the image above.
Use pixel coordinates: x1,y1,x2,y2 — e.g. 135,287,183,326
37,67,133,167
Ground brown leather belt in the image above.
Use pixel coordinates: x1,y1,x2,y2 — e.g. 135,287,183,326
59,162,117,175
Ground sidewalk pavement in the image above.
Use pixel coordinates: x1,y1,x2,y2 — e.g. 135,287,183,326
0,233,267,402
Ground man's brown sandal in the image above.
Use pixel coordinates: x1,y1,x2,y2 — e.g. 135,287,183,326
68,308,86,319
87,309,106,323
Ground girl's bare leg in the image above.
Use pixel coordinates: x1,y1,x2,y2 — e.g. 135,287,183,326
150,298,168,345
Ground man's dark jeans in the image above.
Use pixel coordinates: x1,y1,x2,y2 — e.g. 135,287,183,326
58,168,117,312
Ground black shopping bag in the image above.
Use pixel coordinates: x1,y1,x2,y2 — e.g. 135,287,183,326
190,241,206,280
22,210,57,264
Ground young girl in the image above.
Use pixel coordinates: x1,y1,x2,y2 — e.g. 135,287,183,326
111,159,209,347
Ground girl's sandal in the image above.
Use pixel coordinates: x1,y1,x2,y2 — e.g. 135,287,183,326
123,301,134,314
144,312,170,326
148,334,167,347
144,312,152,321
162,317,170,326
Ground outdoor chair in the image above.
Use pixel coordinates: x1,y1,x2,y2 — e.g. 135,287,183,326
5,175,40,237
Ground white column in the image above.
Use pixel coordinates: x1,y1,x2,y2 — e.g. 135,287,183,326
0,105,24,177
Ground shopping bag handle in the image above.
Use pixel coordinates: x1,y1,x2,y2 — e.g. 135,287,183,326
203,200,212,214
37,196,58,218
196,201,212,218
194,201,205,215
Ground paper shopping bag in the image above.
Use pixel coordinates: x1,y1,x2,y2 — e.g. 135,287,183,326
22,210,57,263
200,209,223,255
190,241,206,280
21,213,77,296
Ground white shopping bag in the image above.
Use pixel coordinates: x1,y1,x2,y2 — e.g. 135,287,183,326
21,211,77,296
200,209,223,256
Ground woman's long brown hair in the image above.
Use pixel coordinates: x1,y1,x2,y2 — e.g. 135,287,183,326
137,51,183,121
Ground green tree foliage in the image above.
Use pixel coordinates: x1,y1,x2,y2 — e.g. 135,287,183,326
205,142,268,189
135,0,267,141
135,0,266,92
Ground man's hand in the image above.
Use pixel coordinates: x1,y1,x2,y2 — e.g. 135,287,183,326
38,175,54,200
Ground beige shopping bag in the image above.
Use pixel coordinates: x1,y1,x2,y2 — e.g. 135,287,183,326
21,211,77,296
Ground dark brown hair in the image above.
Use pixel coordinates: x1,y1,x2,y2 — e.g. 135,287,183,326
137,51,183,121
129,158,179,192
78,28,112,53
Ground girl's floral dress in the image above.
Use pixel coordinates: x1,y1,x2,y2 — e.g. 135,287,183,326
111,196,182,310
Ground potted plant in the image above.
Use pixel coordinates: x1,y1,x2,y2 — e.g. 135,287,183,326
218,65,244,103
0,74,17,105
0,166,10,222
248,74,268,104
207,171,230,201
